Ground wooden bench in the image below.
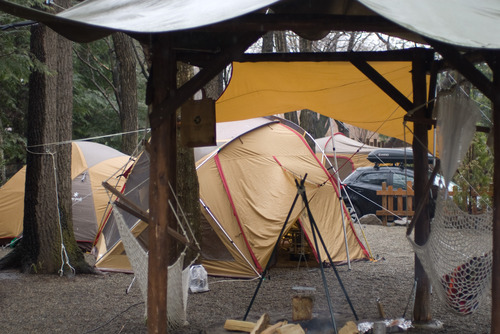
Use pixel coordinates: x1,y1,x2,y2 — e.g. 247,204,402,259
376,181,414,226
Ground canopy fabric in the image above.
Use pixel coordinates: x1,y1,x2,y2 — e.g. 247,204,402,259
58,0,277,31
2,0,500,49
0,0,279,42
217,61,425,145
359,0,500,50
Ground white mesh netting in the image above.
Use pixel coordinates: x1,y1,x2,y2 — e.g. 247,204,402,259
113,205,190,330
409,189,492,315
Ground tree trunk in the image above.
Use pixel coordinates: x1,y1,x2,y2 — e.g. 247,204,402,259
0,2,90,274
54,0,89,273
112,32,138,155
177,62,201,264
0,117,5,185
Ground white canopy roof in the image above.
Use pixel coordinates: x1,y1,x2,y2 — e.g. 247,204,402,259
1,0,500,49
359,0,500,49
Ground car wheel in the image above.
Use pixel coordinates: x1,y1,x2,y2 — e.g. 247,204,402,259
347,203,362,222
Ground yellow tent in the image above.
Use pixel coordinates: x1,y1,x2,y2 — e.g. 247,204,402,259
94,118,369,276
197,119,369,278
0,141,130,250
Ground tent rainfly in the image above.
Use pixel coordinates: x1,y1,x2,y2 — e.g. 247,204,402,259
197,119,369,278
0,141,131,250
94,118,369,276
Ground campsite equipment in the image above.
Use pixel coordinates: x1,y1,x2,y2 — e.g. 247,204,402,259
0,141,131,250
94,117,369,276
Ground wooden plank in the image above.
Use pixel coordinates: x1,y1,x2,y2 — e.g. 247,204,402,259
411,48,432,323
250,313,270,334
276,324,305,334
350,57,414,112
261,321,287,334
224,319,256,332
103,181,197,251
147,34,177,334
292,296,313,321
490,55,500,334
430,40,495,102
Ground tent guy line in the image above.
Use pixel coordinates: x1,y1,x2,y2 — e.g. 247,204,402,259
25,128,151,149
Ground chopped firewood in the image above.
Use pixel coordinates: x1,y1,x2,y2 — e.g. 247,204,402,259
292,296,314,321
250,313,270,334
339,321,359,334
224,319,256,332
261,321,288,334
275,323,305,334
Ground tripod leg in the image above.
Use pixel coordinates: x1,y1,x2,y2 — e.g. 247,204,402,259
243,190,301,320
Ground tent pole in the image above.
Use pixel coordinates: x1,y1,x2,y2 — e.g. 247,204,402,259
491,55,500,334
200,199,260,277
329,118,352,269
243,186,302,321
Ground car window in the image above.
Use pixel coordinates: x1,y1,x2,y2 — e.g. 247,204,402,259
358,172,391,186
393,173,413,189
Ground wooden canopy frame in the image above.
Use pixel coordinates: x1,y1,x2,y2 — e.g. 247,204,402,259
145,22,500,334
1,1,499,332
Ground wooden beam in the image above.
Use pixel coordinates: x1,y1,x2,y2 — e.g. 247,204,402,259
149,33,264,125
147,34,177,334
102,181,196,251
350,56,414,112
411,49,432,323
429,39,495,101
491,56,500,334
178,48,435,66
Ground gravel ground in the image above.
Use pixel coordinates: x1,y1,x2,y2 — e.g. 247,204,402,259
0,224,491,333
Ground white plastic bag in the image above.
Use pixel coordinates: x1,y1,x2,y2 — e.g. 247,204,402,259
189,264,209,293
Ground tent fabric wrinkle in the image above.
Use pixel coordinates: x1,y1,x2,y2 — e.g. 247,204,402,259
213,153,262,272
57,0,280,33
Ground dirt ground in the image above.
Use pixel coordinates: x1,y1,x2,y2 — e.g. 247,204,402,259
0,224,491,334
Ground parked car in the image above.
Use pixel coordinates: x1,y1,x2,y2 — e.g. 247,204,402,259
341,148,455,221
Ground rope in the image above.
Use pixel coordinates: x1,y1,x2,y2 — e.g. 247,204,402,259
26,128,151,149
82,301,144,334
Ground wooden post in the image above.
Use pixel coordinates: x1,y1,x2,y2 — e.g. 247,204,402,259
491,56,500,334
147,35,177,333
411,49,432,323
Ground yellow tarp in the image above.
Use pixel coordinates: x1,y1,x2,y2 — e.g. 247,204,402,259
216,61,434,147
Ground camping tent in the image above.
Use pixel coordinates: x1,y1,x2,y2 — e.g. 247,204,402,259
315,133,379,181
197,120,369,278
94,117,369,276
0,141,131,250
94,117,280,271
